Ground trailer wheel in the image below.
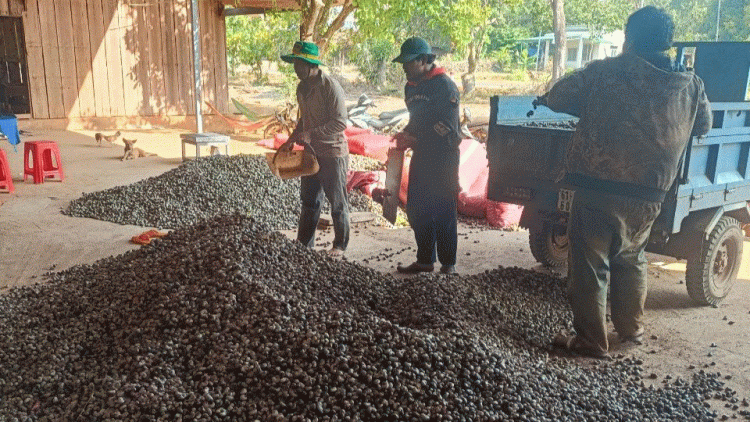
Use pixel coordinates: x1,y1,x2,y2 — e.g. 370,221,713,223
686,216,743,306
529,223,569,268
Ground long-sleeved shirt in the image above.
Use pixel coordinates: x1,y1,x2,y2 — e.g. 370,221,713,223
546,51,712,201
403,67,461,197
290,70,348,157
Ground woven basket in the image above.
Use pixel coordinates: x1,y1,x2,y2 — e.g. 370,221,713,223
265,149,319,179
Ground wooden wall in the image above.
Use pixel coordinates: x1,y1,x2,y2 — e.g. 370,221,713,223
19,0,228,120
0,0,24,17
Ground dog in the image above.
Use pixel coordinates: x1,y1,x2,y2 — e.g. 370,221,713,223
95,131,120,147
121,139,156,161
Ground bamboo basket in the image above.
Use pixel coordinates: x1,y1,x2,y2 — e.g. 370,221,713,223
265,148,319,179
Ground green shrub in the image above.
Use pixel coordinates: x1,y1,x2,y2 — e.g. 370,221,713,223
492,47,536,73
349,39,403,90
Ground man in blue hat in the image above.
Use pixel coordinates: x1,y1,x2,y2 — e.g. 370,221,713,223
280,41,350,256
392,37,462,275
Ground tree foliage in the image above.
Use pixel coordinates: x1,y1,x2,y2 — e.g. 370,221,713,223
352,1,445,89
225,0,749,94
654,0,750,41
225,13,298,80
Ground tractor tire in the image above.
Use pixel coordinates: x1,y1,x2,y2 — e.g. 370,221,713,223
529,222,569,268
686,216,743,306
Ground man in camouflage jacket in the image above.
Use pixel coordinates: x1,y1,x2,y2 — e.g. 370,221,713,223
540,7,712,358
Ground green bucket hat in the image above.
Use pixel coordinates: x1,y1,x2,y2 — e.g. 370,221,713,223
281,41,322,65
392,37,434,63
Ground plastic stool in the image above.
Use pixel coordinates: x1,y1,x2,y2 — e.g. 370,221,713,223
0,149,14,193
24,140,64,184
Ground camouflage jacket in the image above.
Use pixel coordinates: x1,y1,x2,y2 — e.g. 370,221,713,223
545,51,712,198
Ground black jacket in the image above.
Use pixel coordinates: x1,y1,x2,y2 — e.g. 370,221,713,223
403,67,461,197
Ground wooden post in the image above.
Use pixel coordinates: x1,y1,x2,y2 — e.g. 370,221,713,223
190,0,202,132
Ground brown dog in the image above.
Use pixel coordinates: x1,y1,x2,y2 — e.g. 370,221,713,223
121,139,155,161
95,130,120,147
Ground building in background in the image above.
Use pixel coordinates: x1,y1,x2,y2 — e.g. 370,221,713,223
520,25,625,71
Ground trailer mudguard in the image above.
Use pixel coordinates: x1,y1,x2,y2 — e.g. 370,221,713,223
519,206,542,232
656,203,750,259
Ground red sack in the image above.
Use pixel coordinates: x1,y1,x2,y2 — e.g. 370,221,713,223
344,126,370,137
348,132,392,163
346,170,385,194
457,192,487,219
486,201,524,228
257,133,302,151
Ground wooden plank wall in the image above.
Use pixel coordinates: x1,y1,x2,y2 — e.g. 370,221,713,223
176,0,193,115
0,0,24,17
20,0,228,120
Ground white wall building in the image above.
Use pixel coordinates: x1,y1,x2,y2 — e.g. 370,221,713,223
522,26,625,70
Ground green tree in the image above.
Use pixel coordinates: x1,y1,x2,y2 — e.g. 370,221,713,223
430,0,497,95
225,13,298,80
299,0,356,54
357,0,518,95
353,0,444,90
566,0,632,32
642,0,749,41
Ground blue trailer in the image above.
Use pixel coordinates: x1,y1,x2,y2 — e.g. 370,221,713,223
486,42,750,306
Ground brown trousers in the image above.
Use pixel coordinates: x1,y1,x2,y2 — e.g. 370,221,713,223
567,189,662,354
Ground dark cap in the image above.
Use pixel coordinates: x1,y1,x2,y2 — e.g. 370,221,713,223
392,37,434,63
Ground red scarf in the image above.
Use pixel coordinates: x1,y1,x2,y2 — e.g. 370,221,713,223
407,66,447,86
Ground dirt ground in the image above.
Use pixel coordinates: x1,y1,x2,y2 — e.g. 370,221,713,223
1,123,749,416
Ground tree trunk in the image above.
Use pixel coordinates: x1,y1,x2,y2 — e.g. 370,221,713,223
298,0,355,56
299,0,324,42
376,58,388,89
461,41,478,96
550,0,566,87
316,1,355,55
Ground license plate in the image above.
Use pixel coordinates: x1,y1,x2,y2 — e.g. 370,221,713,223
557,188,575,212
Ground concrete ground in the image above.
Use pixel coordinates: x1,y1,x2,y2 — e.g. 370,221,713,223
1,128,749,415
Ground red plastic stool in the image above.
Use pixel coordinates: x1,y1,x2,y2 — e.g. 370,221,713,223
24,140,64,184
0,149,14,193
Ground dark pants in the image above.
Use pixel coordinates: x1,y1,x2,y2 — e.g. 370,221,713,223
567,189,661,354
297,155,350,251
406,189,457,266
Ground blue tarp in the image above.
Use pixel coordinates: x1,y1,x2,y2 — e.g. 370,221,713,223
0,115,20,152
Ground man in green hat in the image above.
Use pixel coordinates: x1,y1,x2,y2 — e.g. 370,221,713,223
280,41,350,256
392,37,462,275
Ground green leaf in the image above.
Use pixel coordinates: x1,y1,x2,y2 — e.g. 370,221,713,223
232,98,257,120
